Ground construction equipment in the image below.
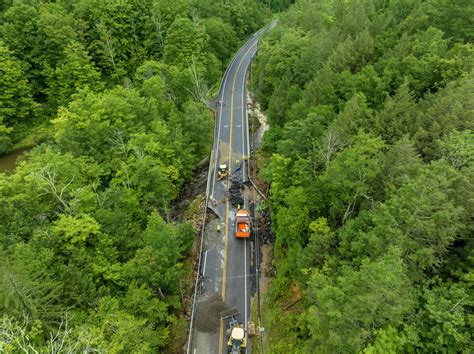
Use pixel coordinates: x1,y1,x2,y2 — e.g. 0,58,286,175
221,307,247,354
247,321,256,337
218,164,229,180
235,209,251,238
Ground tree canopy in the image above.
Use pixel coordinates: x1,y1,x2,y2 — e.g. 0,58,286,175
0,0,271,351
253,0,473,352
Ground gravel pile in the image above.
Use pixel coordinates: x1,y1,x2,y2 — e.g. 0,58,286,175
195,294,230,332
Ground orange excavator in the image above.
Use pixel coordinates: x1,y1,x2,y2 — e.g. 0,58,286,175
235,209,251,238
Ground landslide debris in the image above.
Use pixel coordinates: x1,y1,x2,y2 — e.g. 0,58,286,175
195,294,231,332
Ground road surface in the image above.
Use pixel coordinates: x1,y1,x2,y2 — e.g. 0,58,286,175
188,27,266,354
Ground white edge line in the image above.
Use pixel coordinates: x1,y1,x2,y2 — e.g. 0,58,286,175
244,238,248,331
211,40,251,197
211,83,225,196
186,183,210,354
241,53,246,180
203,250,208,277
246,47,254,177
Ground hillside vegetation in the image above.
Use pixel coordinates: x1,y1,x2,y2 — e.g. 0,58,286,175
253,0,473,352
0,0,270,352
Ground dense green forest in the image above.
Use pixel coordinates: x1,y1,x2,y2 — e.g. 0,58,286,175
0,0,273,352
253,0,473,352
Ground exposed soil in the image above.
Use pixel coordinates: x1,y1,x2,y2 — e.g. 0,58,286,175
173,159,209,319
247,92,270,197
171,156,209,225
286,282,303,307
260,245,273,294
168,155,210,353
194,294,231,332
257,209,274,245
247,92,268,150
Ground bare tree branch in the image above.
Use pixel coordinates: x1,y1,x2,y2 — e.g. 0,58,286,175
34,167,74,214
150,11,165,52
316,128,344,171
109,129,129,157
96,21,119,79
186,55,212,104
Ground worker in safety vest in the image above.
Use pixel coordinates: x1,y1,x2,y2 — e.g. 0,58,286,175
217,223,221,232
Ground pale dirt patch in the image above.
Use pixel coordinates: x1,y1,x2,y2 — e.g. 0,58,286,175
260,244,273,295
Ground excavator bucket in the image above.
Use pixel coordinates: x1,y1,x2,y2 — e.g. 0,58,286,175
220,307,240,320
222,306,247,354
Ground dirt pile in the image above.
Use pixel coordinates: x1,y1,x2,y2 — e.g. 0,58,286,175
171,156,209,224
195,294,231,332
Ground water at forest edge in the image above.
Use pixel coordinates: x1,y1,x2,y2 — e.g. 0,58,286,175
0,147,32,173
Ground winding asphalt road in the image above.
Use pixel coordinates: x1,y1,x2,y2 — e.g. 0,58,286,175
188,26,268,354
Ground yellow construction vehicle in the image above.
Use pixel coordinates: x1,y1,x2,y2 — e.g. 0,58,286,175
221,307,247,354
217,164,229,180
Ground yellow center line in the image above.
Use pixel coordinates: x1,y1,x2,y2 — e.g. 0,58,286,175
219,40,257,353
